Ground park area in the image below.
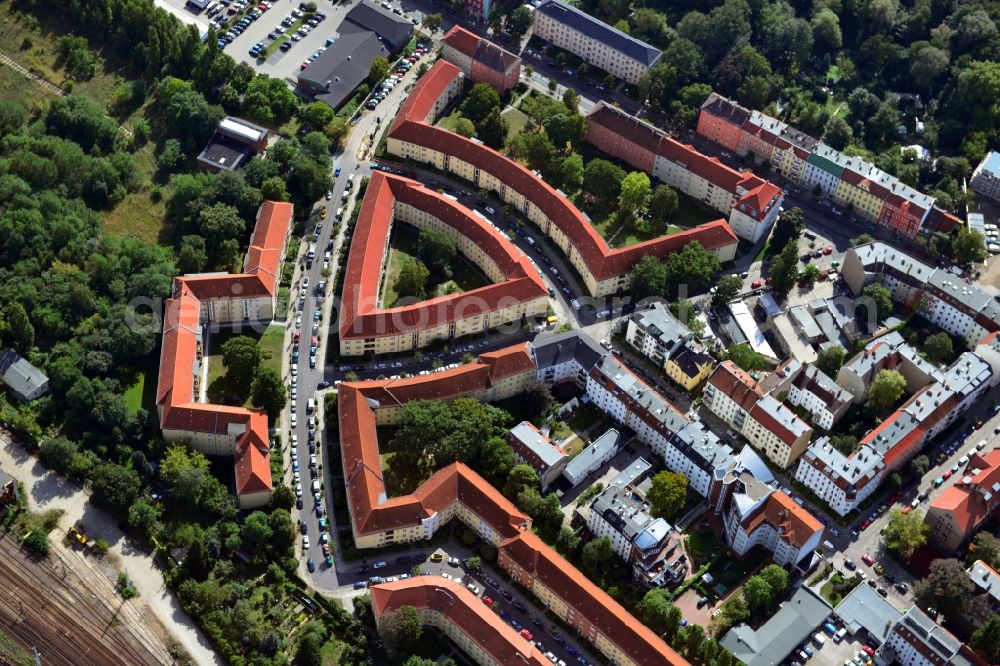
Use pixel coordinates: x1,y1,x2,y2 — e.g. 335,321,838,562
379,225,489,308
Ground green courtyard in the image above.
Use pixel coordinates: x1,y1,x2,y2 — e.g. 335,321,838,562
379,225,490,308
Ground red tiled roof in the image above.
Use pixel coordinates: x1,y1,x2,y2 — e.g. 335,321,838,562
441,25,480,58
155,201,289,499
708,361,762,411
338,172,547,340
389,62,737,285
339,347,689,666
742,491,823,548
371,577,549,666
929,449,1000,535
500,531,688,665
735,181,782,218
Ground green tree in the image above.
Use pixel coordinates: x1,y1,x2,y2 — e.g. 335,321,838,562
504,464,540,501
421,13,442,35
369,56,390,82
261,176,289,202
647,471,688,519
758,564,789,596
198,202,246,257
559,153,585,191
24,529,50,556
454,117,476,138
883,508,929,558
968,531,1000,569
128,499,163,541
670,299,706,338
176,235,208,274
251,367,287,419
637,588,678,635
742,574,773,612
555,528,581,555
629,255,667,302
681,623,705,660
769,238,800,296
823,116,854,150
720,595,750,625
461,83,501,124
5,302,34,353
542,113,584,149
222,335,262,384
300,101,334,131
476,107,508,149
583,158,626,204
649,185,679,228
816,345,846,378
801,263,821,285
923,333,954,364
619,171,651,219
867,368,906,412
562,87,580,113
395,259,430,300
242,510,273,551
850,233,876,247
581,536,613,577
726,343,764,372
861,283,893,322
830,434,859,455
912,454,930,479
970,614,1000,663
0,99,28,135
39,436,78,476
418,228,457,275
914,558,972,618
89,463,141,515
663,240,721,291
380,604,423,650
507,5,534,41
713,275,742,306
953,227,988,266
811,8,842,53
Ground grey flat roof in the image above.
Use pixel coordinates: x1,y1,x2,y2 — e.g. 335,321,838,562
564,427,622,479
721,587,832,666
299,31,390,109
508,421,567,468
535,0,662,66
343,0,413,50
531,330,604,372
197,134,251,171
631,302,691,350
833,582,902,643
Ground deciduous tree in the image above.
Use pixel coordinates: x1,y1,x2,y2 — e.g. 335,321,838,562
251,367,287,419
222,335,262,384
867,368,906,412
647,471,688,519
395,259,430,300
914,558,972,617
817,345,846,378
461,83,501,124
726,343,764,371
883,508,929,558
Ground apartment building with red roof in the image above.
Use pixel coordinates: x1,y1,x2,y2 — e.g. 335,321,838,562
721,472,824,568
440,25,521,93
702,361,763,434
338,172,547,356
371,577,550,666
585,102,784,243
155,201,293,508
925,448,1000,552
337,341,689,666
697,93,960,240
387,60,738,298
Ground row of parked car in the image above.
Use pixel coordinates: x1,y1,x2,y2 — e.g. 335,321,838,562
365,44,428,109
217,1,274,48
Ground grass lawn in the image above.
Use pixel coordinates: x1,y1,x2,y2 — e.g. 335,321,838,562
102,146,173,243
579,191,719,249
123,371,145,414
436,110,466,132
567,402,602,432
0,65,58,111
380,225,489,308
501,107,530,138
704,546,768,594
319,639,346,665
686,530,722,567
820,571,861,605
206,326,285,407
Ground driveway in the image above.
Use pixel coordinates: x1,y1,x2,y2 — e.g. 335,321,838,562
0,432,223,666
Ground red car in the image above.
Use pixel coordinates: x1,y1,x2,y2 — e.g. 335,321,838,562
751,279,762,289
823,246,833,255
862,646,875,656
482,596,493,606
520,629,533,641
300,62,309,70
294,332,301,343
943,470,953,479
860,520,871,530
861,553,875,566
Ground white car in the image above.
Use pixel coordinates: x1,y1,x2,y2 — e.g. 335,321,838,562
295,314,302,328
302,535,310,549
290,413,298,427
291,399,297,411
570,299,581,310
308,416,316,430
295,482,303,497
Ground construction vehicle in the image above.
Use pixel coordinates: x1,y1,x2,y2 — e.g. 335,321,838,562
68,526,88,545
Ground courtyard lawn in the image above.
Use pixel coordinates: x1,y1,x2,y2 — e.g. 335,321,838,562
436,110,466,133
704,546,768,596
206,326,286,407
579,191,720,249
500,107,530,138
380,225,490,308
686,529,722,567
123,372,145,414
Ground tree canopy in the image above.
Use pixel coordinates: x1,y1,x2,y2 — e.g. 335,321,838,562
883,508,929,558
867,369,906,412
647,471,688,519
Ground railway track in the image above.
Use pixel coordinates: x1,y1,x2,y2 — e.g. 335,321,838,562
0,532,170,665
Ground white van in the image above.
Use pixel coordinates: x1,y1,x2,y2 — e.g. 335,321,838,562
307,398,316,414
311,480,320,493
813,632,826,646
833,627,848,643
